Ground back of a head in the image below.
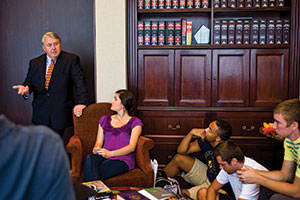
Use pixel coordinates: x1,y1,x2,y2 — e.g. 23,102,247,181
216,120,232,141
214,141,244,163
274,98,300,128
116,89,136,115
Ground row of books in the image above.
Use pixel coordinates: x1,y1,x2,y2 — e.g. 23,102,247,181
137,0,286,9
138,0,209,9
214,0,286,8
214,19,290,45
137,20,195,46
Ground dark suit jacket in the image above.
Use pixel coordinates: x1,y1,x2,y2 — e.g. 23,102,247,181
23,51,89,130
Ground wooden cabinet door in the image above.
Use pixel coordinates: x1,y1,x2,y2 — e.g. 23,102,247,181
138,50,174,106
174,50,212,106
250,49,289,107
212,49,250,107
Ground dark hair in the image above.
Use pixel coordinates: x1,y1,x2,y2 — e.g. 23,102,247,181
274,98,300,130
115,89,136,115
215,120,232,141
214,141,244,163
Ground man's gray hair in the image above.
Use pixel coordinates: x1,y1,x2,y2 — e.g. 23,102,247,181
41,32,61,45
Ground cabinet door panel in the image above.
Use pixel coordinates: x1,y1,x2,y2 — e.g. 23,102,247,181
250,49,289,107
139,111,208,136
212,49,250,107
210,112,273,138
175,50,211,106
138,50,174,106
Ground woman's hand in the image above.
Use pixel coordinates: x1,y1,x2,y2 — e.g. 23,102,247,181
93,147,113,158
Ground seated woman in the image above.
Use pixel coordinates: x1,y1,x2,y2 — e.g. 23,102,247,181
84,89,143,182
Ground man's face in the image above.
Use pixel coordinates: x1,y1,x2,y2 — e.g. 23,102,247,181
42,36,61,59
216,156,235,174
205,121,219,142
273,113,293,138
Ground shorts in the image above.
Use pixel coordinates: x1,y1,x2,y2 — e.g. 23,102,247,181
181,158,226,200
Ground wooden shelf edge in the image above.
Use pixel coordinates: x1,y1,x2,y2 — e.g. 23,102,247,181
137,44,289,49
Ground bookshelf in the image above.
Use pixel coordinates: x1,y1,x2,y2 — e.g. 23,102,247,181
127,0,300,170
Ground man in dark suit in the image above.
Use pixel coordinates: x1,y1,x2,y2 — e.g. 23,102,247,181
13,32,89,137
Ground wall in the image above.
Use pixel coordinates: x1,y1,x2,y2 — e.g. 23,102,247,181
95,0,127,102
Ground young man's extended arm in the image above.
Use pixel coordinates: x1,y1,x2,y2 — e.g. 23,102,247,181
238,160,300,198
177,128,204,154
207,179,223,200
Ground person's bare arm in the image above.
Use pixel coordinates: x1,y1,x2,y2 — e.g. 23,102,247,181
177,128,205,154
207,179,223,200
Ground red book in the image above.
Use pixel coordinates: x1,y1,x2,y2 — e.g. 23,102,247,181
172,0,179,8
187,0,193,8
158,21,166,45
167,21,175,45
165,0,172,8
151,21,158,45
137,21,144,45
144,0,151,9
151,0,158,9
144,21,151,45
202,0,209,8
194,0,201,8
159,0,165,9
186,21,193,45
179,0,186,8
181,19,187,45
175,21,182,45
137,0,144,9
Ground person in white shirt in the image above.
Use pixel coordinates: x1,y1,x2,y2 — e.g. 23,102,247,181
199,141,268,200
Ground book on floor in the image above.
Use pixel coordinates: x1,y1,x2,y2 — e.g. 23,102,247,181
82,180,111,194
138,187,175,200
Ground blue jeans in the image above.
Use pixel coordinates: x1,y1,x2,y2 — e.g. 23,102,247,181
84,154,129,182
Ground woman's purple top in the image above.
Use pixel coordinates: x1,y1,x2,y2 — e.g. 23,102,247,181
99,114,143,170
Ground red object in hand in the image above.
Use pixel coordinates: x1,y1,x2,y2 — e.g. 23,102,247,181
263,128,275,134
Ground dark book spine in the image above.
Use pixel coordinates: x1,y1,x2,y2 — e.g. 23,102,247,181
179,0,186,8
251,20,259,44
269,0,276,7
214,0,220,8
137,21,144,45
167,21,175,45
182,19,187,45
259,20,266,45
235,20,243,44
194,0,201,8
138,0,144,9
245,0,252,7
275,19,282,44
144,0,151,9
173,0,179,8
187,0,193,8
283,19,290,44
214,20,221,44
144,21,151,45
202,0,209,8
152,0,158,9
228,0,237,8
175,21,182,45
151,21,158,45
267,19,275,44
277,0,284,7
221,0,227,8
253,0,260,7
221,20,228,45
262,0,268,7
228,20,235,44
165,0,172,8
237,0,245,7
158,21,166,45
159,0,165,9
243,20,251,45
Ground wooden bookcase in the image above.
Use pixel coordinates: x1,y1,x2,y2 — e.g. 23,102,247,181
127,0,300,170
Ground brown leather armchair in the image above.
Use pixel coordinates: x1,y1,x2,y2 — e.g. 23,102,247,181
66,102,155,188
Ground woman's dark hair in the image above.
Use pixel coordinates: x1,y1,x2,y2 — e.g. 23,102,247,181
115,89,136,115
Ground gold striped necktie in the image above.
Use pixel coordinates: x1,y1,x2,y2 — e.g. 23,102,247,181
45,59,55,90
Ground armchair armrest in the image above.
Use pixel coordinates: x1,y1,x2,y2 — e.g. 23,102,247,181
66,135,83,183
135,136,155,174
